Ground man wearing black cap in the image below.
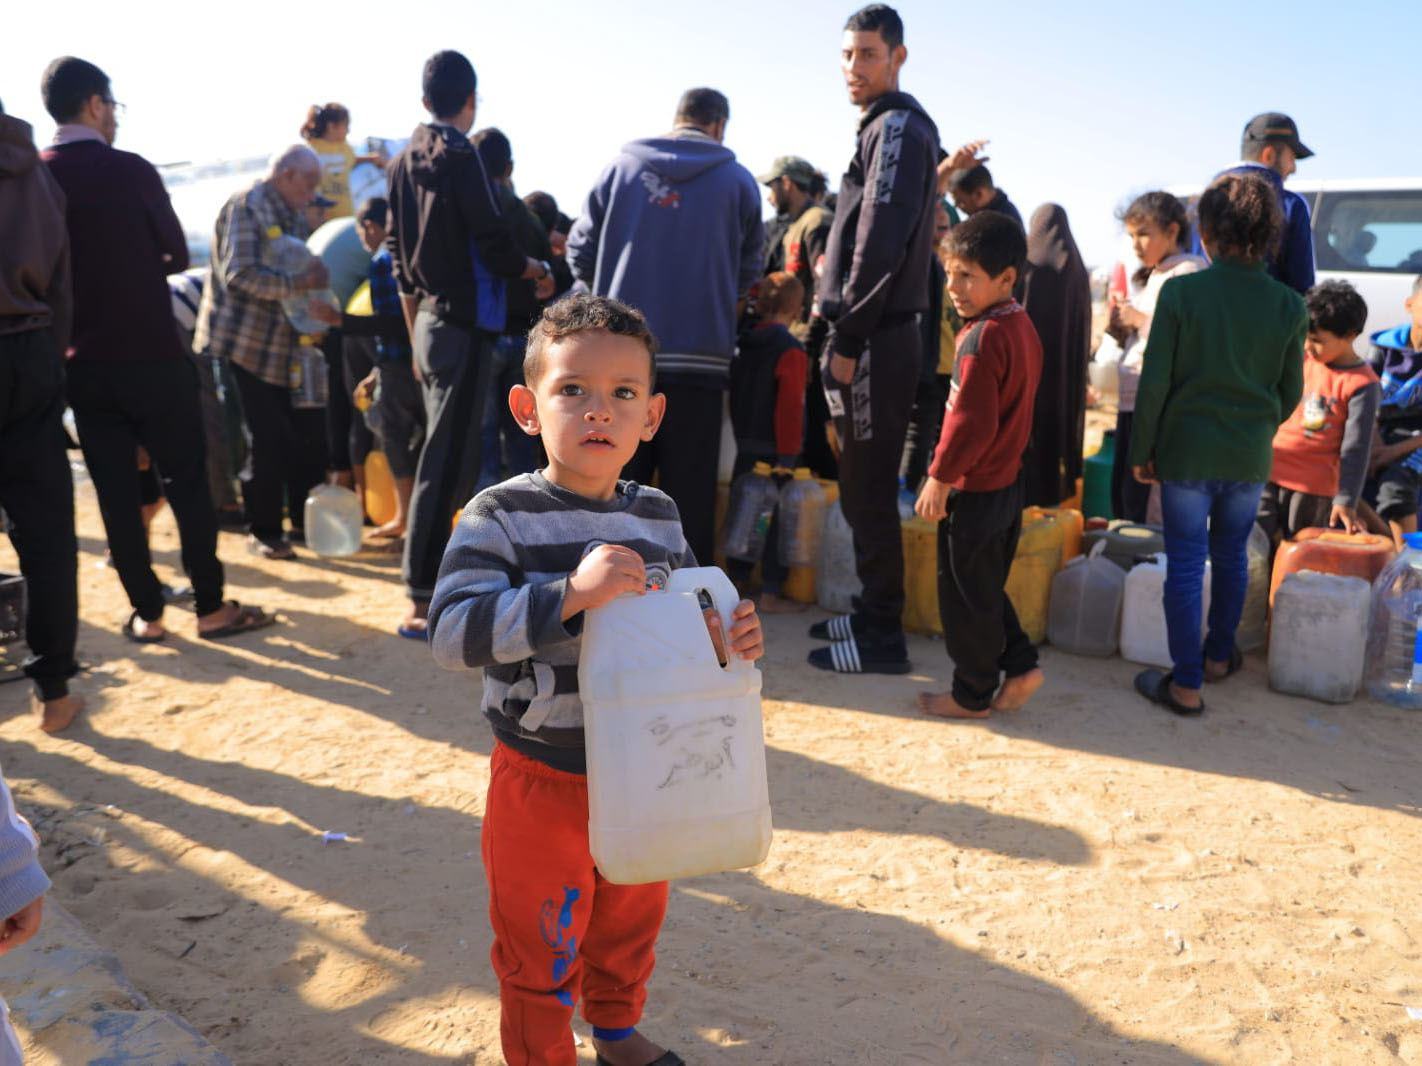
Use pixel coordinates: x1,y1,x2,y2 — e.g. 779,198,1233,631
1217,112,1316,294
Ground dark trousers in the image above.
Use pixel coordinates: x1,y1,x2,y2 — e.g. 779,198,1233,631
0,327,78,700
826,318,920,632
1112,410,1151,523
67,359,225,620
937,480,1039,710
404,311,493,602
189,347,240,510
623,382,723,566
230,362,328,543
900,372,950,490
478,332,538,493
324,328,375,472
340,333,376,470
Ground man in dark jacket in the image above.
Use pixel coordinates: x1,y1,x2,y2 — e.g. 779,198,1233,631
472,127,563,492
810,4,940,674
386,51,552,637
567,87,763,564
0,101,82,732
42,56,272,645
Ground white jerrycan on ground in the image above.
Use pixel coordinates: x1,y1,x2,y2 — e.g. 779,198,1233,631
578,565,772,884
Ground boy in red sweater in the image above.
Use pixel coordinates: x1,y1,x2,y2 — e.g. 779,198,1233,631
914,212,1045,719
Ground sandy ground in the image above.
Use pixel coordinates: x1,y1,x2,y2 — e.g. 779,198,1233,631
2,477,1421,1066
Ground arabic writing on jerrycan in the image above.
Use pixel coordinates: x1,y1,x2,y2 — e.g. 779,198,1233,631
578,565,772,884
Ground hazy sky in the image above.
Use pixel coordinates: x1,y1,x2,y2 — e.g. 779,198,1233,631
8,0,1420,264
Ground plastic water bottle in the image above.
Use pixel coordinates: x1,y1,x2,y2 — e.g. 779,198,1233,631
303,484,363,557
1365,532,1422,708
289,337,329,409
777,468,827,568
722,462,778,563
578,566,772,883
261,227,340,334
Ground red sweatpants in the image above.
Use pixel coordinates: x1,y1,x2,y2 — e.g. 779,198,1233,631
483,742,669,1066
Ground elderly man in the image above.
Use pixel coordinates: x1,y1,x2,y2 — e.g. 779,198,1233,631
41,55,272,641
567,87,763,563
195,143,333,559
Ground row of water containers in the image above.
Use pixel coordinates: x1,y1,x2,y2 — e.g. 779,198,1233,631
723,465,1422,710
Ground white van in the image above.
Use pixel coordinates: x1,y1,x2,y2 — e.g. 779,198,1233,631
1294,178,1422,343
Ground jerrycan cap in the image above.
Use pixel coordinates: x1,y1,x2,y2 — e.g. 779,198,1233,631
752,461,773,476
1404,533,1422,552
793,467,813,479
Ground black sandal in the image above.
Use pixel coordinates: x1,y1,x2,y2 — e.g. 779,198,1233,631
199,601,276,640
123,609,166,644
595,1055,684,1066
1134,668,1204,717
1203,645,1244,683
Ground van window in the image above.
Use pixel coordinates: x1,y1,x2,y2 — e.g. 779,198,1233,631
1314,190,1422,273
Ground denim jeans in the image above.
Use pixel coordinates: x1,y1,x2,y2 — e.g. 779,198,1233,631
477,333,537,492
1160,479,1264,689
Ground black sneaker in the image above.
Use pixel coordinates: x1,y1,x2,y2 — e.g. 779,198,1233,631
808,612,867,642
808,631,911,674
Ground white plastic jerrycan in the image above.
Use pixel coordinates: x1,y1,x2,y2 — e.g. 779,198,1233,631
303,483,363,557
1120,553,1212,669
578,565,772,884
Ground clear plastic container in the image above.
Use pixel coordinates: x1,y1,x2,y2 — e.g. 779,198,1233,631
289,337,329,409
1047,542,1125,656
303,484,364,557
1120,553,1212,669
579,566,772,883
1365,532,1422,709
723,462,779,563
0,572,25,645
262,227,340,334
816,500,862,614
1270,571,1370,703
778,469,827,568
1237,523,1272,652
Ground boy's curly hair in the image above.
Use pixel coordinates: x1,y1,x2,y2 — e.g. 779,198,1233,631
524,294,658,388
1305,280,1369,338
1198,172,1282,263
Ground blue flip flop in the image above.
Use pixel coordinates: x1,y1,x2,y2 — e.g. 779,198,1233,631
397,624,428,641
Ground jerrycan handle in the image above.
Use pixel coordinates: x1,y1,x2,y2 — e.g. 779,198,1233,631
665,566,751,673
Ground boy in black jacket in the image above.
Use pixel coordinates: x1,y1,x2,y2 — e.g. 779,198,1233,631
385,50,554,639
809,3,941,674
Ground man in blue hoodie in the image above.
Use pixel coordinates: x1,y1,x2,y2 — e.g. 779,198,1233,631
1365,276,1422,544
567,88,763,564
808,4,941,675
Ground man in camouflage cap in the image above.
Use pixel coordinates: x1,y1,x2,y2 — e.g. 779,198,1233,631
758,155,833,335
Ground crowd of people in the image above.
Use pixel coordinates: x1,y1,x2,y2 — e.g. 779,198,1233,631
3,3,1422,1063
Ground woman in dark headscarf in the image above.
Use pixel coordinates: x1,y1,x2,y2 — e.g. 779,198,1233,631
1020,203,1093,507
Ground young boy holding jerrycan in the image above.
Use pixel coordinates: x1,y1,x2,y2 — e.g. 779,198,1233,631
1260,280,1379,540
428,295,763,1066
914,212,1045,720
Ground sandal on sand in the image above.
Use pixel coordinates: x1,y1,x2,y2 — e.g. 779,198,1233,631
200,601,276,641
1203,646,1244,683
123,609,166,644
596,1054,684,1066
1134,669,1204,717
397,624,428,641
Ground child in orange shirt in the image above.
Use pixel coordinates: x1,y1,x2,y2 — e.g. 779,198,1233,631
1260,280,1380,540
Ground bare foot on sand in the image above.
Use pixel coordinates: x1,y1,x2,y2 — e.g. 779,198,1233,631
38,694,84,734
591,1030,669,1066
918,691,991,719
758,592,807,614
992,668,1045,712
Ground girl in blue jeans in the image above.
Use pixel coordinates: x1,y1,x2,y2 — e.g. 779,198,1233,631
1128,173,1307,714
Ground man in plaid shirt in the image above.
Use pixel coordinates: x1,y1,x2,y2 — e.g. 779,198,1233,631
194,144,334,558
